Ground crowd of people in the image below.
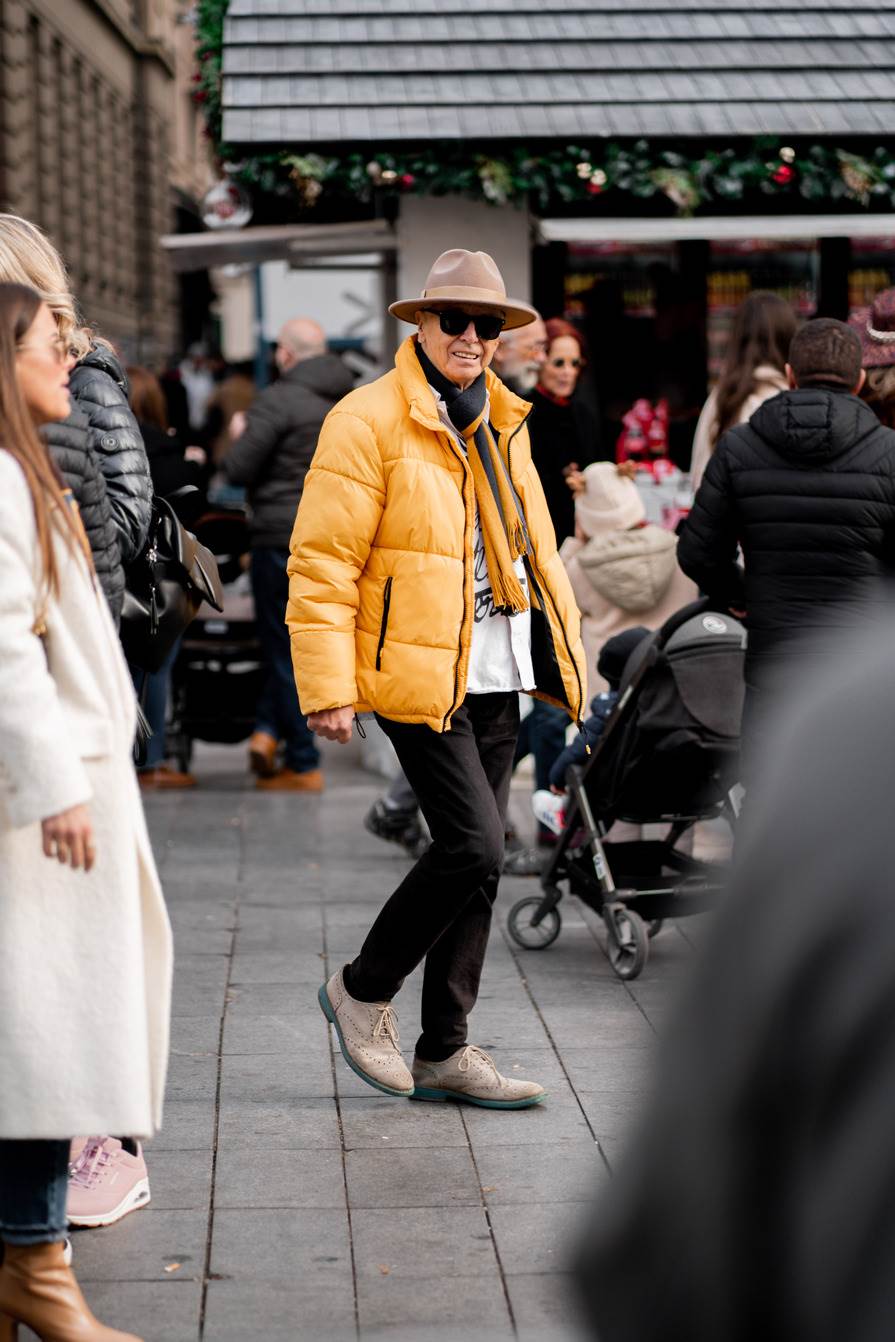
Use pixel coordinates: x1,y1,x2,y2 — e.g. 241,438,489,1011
4,209,895,1339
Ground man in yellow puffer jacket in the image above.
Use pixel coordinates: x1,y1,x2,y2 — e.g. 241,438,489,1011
288,250,586,1107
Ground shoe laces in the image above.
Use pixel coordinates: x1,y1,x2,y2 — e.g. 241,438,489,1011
458,1045,497,1076
372,1004,400,1049
69,1137,113,1190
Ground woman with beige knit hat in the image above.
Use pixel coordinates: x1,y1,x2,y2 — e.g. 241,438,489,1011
561,462,696,692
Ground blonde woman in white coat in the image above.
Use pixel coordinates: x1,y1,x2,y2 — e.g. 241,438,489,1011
0,284,171,1342
689,290,797,491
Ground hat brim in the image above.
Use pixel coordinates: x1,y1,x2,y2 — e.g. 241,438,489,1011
389,290,538,331
849,305,895,368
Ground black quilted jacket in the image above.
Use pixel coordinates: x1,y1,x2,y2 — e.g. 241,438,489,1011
678,387,895,686
67,347,152,567
44,409,124,622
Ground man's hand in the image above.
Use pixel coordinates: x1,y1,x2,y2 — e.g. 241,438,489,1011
307,706,355,744
229,410,247,441
41,804,96,872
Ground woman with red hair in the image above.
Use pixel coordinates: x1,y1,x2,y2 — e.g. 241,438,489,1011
527,318,606,545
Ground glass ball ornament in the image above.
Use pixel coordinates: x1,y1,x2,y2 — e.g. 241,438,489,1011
201,177,253,230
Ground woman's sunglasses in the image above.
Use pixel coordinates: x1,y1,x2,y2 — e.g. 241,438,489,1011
426,309,505,341
551,357,582,369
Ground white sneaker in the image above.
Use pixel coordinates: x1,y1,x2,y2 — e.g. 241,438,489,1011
532,790,567,836
411,1045,547,1108
318,968,414,1096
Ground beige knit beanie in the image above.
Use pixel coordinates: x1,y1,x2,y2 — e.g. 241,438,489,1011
575,462,646,537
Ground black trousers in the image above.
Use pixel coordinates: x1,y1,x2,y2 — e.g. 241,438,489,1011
346,692,519,1061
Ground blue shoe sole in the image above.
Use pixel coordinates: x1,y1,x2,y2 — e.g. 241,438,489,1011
409,1086,548,1109
317,983,414,1098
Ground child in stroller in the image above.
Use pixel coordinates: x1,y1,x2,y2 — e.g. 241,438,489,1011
532,626,649,839
507,601,744,981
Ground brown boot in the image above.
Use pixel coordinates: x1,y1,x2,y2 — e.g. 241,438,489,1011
247,730,278,777
255,767,324,793
0,1240,142,1340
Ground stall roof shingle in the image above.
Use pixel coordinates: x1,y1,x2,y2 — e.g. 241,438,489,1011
221,0,895,146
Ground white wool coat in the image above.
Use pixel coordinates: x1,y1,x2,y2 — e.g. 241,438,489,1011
0,452,172,1139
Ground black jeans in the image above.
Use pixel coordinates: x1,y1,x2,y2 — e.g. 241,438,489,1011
347,692,519,1061
250,547,320,774
0,1140,69,1245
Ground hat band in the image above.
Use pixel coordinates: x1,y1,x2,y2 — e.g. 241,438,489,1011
421,285,509,308
867,321,895,344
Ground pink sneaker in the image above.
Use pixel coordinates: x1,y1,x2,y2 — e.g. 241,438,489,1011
67,1137,151,1228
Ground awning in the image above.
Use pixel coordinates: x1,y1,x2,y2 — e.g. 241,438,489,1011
538,214,895,246
160,220,397,272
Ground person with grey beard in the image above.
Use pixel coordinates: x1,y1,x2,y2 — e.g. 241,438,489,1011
491,315,548,396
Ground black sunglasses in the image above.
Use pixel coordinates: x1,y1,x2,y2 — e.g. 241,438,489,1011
426,309,505,341
551,357,582,369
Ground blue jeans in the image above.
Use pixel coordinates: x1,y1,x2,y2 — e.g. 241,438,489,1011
131,638,180,770
514,697,569,793
251,547,320,774
0,1140,69,1245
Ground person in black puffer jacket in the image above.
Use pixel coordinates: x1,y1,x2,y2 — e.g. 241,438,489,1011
678,317,895,757
222,317,355,788
0,215,152,620
44,408,124,620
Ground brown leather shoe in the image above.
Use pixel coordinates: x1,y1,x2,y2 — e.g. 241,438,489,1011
137,766,197,790
256,768,324,793
0,1240,142,1340
248,730,279,777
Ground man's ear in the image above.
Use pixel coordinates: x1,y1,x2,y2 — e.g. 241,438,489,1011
854,368,867,394
785,362,798,390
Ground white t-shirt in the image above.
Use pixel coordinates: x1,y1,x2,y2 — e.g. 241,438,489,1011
431,388,535,695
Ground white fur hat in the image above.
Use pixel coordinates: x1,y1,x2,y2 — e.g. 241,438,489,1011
575,462,646,536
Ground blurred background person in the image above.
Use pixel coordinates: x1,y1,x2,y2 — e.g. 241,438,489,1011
562,462,696,692
679,318,895,770
223,317,355,792
851,285,895,429
203,360,256,469
126,365,206,791
689,290,797,491
490,311,548,396
576,618,895,1342
528,317,605,547
0,282,171,1342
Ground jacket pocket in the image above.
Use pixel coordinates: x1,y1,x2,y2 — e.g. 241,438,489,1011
375,576,393,671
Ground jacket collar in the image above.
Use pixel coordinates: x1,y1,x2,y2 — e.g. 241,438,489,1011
394,336,531,437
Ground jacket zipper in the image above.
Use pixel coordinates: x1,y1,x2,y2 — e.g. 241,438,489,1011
375,576,393,671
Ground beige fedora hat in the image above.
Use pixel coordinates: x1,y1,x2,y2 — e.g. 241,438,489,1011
389,249,538,330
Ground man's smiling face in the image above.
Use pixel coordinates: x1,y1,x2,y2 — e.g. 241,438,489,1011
416,306,503,390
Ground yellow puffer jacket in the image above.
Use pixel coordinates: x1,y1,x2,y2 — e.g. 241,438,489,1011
287,336,586,731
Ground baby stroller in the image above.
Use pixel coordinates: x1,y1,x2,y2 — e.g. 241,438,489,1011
506,602,745,981
167,509,264,773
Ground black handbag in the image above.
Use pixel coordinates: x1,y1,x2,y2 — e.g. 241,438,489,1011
120,494,224,674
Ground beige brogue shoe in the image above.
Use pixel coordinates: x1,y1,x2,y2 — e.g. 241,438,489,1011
318,968,414,1096
411,1045,547,1108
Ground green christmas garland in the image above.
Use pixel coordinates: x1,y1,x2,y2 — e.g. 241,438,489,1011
195,1,895,216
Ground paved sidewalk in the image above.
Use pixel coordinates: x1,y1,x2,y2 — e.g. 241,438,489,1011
58,740,717,1342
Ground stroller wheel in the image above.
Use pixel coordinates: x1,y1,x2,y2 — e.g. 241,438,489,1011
604,905,649,981
647,918,665,939
507,895,561,950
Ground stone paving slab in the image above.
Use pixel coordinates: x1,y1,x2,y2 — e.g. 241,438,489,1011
63,739,724,1340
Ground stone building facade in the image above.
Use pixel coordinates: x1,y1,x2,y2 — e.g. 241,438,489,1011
0,0,211,363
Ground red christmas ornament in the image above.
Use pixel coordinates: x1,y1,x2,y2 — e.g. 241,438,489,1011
586,181,603,196
772,164,794,185
400,173,416,189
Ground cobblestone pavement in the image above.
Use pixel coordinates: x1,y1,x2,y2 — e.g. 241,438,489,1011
55,739,725,1342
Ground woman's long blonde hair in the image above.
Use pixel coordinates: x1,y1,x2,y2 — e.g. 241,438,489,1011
0,283,84,594
0,215,93,361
